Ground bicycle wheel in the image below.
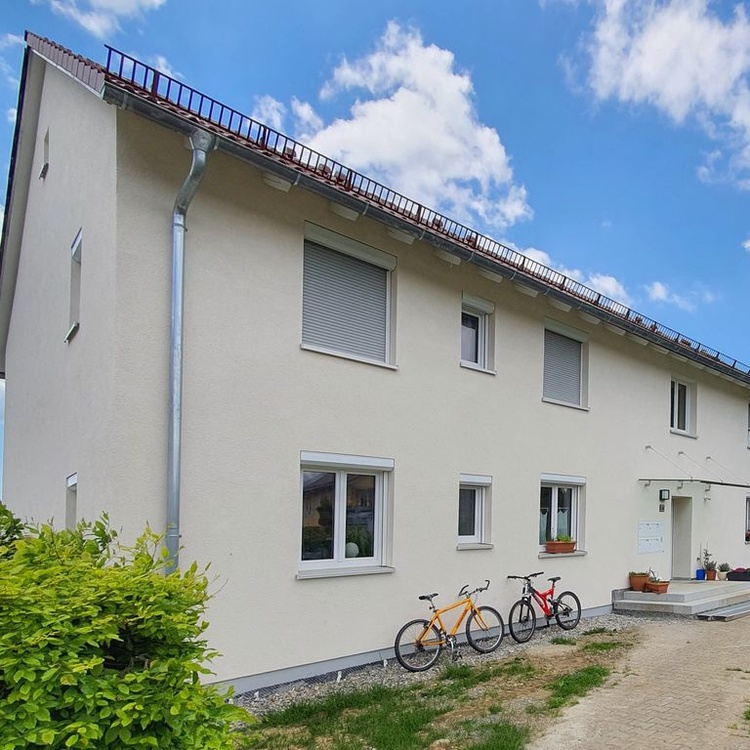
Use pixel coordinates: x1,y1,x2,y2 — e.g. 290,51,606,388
508,599,537,643
466,606,504,653
394,619,443,672
554,591,581,630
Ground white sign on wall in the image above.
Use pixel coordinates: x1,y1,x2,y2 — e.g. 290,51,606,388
638,521,665,554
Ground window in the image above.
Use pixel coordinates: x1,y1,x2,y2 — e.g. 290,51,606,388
458,473,492,546
461,293,494,371
539,474,585,546
670,378,695,434
299,451,393,572
64,229,82,343
745,498,750,543
302,224,396,365
747,405,750,448
543,327,584,406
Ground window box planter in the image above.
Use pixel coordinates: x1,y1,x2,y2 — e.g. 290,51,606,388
727,569,750,581
544,540,576,554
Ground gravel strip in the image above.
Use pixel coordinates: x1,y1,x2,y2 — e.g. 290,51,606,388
235,611,680,717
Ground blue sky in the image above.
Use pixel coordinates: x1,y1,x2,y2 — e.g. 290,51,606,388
1,1,750,492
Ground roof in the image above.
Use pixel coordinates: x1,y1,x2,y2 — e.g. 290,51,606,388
3,31,750,387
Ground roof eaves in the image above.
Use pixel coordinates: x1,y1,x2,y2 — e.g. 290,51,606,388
31,39,750,389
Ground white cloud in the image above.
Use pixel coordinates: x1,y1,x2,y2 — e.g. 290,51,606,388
151,55,178,78
585,0,750,185
0,34,23,51
521,246,633,305
265,22,531,232
6,108,16,125
35,0,166,38
742,238,750,252
645,280,707,311
251,95,286,132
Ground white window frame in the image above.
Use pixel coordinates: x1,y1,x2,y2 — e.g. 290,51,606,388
746,404,750,449
745,497,750,544
539,473,585,549
301,223,396,368
542,322,587,408
458,473,492,547
670,377,695,436
460,293,495,373
298,451,393,576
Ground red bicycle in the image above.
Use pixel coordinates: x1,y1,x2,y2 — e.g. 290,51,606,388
506,572,581,643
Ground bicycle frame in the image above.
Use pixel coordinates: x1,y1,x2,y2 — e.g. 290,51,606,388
521,579,557,619
422,595,478,644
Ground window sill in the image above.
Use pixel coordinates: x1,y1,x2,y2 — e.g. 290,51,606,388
456,542,494,551
541,397,589,412
300,343,398,370
669,429,697,439
538,550,587,559
296,565,395,580
459,361,496,376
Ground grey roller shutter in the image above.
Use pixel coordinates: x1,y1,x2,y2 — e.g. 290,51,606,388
303,241,388,361
543,330,581,405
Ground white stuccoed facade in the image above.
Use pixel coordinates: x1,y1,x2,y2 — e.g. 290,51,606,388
2,34,749,689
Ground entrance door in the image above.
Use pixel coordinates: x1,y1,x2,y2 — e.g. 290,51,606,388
671,496,693,579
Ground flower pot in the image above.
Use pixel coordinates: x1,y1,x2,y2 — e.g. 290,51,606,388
544,541,576,554
645,581,669,594
696,569,706,581
706,569,717,581
717,571,728,581
629,573,650,592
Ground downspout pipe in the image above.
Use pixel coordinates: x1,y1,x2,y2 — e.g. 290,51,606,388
166,128,216,574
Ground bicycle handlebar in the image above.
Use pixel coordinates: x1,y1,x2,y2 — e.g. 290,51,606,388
458,579,491,597
506,571,544,581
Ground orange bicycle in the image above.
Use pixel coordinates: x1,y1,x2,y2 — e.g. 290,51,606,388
394,580,504,672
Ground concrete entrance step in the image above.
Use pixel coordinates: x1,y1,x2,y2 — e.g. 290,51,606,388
613,580,750,616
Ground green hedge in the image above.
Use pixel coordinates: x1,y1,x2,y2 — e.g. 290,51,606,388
0,505,252,748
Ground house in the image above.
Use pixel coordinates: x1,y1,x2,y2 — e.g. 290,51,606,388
2,32,750,691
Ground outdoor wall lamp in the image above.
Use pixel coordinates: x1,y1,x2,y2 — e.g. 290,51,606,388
659,489,671,501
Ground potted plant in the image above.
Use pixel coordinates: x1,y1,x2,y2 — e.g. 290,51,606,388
718,562,731,581
629,571,650,592
728,567,750,581
703,548,717,580
544,534,576,554
645,579,669,594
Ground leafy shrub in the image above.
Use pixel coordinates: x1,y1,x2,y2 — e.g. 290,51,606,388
0,501,23,557
0,511,252,748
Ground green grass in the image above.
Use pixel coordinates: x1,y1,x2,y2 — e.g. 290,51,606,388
256,683,445,749
248,658,610,749
581,627,612,636
580,641,623,653
469,721,530,750
546,666,610,711
550,636,577,645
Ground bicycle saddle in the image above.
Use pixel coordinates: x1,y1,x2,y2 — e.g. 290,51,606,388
548,576,561,583
418,593,438,601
